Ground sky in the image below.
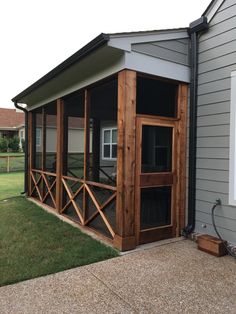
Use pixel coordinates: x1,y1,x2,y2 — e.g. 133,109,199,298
0,0,210,109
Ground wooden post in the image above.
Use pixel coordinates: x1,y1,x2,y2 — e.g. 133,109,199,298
83,89,90,224
114,70,137,251
176,83,188,234
28,112,33,197
42,108,46,171
56,99,64,213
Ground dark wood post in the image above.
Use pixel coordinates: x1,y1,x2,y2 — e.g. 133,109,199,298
114,70,137,251
56,99,64,213
28,111,33,197
83,89,90,224
176,83,188,235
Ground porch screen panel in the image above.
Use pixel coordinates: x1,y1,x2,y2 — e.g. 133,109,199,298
62,91,85,221
33,108,43,170
64,91,85,178
45,102,57,172
89,79,118,186
137,76,178,117
87,78,118,238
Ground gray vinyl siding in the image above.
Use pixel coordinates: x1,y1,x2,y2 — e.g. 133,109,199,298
131,39,189,66
195,0,236,244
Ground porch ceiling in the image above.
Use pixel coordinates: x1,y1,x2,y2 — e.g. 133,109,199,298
17,45,125,110
13,28,190,110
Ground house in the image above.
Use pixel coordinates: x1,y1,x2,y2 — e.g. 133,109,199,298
0,108,25,148
12,0,236,251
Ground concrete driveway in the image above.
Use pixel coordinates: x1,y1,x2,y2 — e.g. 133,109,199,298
1,239,236,313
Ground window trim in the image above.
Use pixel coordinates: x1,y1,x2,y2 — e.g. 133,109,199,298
102,127,117,160
229,70,236,205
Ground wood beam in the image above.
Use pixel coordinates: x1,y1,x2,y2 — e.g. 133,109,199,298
83,89,90,223
115,70,137,251
56,99,64,213
28,112,33,197
176,83,188,235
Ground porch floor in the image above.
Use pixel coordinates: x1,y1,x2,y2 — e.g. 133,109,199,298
1,239,236,313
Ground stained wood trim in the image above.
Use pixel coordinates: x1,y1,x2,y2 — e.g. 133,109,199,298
83,89,90,223
176,83,188,235
61,178,84,223
136,114,180,122
84,192,116,225
28,112,33,196
42,107,46,171
85,183,115,237
116,70,137,239
31,169,57,177
137,116,176,127
135,117,142,244
30,171,43,202
140,173,173,187
85,180,117,191
41,172,56,208
56,99,64,213
84,89,90,181
62,175,84,183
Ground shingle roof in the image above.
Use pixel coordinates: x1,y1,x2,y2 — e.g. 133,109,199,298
0,108,24,129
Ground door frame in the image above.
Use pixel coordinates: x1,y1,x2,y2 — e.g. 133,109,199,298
134,84,188,245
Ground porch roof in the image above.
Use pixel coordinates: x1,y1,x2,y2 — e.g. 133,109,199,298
12,28,190,110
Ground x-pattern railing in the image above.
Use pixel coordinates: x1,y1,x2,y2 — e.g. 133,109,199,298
61,175,116,238
30,169,56,208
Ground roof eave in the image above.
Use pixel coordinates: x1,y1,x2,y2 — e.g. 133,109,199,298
12,33,109,103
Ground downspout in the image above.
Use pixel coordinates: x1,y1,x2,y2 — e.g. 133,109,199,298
13,102,28,195
182,16,208,236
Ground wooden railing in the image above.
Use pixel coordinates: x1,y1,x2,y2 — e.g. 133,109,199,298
30,169,57,208
61,175,116,238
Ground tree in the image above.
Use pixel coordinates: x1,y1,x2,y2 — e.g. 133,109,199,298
8,136,20,152
0,137,8,152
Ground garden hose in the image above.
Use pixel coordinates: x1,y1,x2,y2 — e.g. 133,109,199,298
211,199,236,258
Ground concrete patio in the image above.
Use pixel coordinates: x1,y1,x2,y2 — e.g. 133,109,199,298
1,239,236,313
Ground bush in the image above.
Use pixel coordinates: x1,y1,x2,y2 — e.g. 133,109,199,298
8,136,20,152
0,137,8,152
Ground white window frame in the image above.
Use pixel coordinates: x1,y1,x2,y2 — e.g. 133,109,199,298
102,128,117,160
229,71,236,205
36,128,41,147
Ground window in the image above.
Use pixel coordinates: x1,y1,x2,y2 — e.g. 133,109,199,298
36,128,41,146
102,128,117,160
229,71,236,205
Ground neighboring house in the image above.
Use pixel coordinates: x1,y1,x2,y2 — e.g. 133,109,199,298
11,0,236,251
0,108,25,149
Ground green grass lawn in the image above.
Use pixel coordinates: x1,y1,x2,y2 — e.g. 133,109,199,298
0,172,24,199
0,196,119,286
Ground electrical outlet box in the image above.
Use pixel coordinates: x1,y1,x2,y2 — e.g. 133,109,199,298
197,234,227,257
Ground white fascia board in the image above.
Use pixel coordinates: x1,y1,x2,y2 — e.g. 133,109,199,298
204,0,225,23
108,30,189,52
125,51,190,83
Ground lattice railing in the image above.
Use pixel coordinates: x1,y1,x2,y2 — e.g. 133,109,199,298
30,169,57,208
61,175,116,238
